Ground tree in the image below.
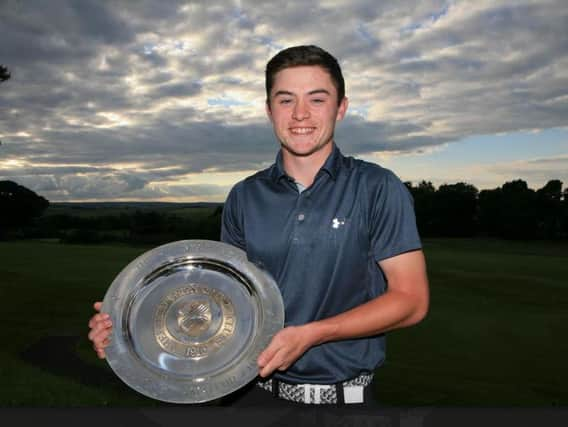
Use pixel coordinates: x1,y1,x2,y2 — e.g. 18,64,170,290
536,180,564,239
406,180,437,236
478,187,503,237
0,65,10,83
0,181,50,233
499,179,538,239
432,182,479,237
563,188,568,238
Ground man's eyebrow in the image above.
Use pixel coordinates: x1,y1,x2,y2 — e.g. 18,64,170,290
273,90,294,97
273,89,331,97
308,89,331,96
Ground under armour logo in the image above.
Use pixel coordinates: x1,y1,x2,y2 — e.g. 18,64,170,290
332,218,345,229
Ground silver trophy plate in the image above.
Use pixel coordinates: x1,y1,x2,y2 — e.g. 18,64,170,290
101,240,284,404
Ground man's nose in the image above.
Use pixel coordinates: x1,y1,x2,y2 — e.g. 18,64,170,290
292,100,310,120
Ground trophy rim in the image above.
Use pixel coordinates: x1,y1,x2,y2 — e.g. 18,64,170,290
101,239,284,404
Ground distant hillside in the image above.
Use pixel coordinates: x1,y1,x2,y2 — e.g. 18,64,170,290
50,201,223,209
44,201,224,221
32,201,224,244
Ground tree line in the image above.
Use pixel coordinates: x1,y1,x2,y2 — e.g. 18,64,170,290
1,178,567,244
405,178,567,240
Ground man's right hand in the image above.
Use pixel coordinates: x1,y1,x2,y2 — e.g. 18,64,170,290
88,301,112,359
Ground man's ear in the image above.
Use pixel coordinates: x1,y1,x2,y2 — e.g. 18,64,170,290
265,99,273,122
336,97,349,121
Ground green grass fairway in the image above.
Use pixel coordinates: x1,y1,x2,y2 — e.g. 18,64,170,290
0,241,157,406
1,238,566,407
377,238,568,406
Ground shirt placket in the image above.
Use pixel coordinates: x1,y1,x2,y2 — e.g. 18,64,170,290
290,173,326,247
291,185,309,245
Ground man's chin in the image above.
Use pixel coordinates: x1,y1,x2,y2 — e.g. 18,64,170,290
280,141,332,158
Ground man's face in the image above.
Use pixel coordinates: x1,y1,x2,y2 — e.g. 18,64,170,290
266,66,348,158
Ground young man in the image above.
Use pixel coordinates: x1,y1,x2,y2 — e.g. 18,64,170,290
88,45,429,407
219,45,428,406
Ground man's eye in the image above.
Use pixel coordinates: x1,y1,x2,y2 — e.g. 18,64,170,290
312,98,325,104
279,99,292,104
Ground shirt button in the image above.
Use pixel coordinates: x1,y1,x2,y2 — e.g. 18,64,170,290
297,213,305,221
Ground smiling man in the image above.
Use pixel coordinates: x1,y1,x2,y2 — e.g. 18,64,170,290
219,45,430,407
268,65,347,161
88,45,429,408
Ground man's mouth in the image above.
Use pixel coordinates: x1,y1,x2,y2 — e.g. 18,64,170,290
289,127,316,135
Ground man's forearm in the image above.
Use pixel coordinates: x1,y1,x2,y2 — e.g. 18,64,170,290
303,287,428,348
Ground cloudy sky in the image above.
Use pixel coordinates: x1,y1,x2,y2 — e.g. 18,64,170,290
1,0,567,202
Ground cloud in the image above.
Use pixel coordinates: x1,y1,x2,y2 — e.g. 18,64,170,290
387,153,568,192
1,0,567,201
149,81,203,99
485,155,568,189
6,171,232,202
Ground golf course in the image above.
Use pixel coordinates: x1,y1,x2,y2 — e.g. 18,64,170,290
1,237,566,407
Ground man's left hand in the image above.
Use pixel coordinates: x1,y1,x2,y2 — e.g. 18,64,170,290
257,325,314,378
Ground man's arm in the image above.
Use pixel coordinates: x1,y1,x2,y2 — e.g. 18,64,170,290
257,249,429,377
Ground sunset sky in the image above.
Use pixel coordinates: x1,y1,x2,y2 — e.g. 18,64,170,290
1,0,567,202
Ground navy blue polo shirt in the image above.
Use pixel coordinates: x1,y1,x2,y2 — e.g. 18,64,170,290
221,144,421,384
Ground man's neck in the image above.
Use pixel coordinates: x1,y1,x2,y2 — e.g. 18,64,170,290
281,143,334,188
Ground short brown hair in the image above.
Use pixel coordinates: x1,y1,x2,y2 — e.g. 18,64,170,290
265,45,345,106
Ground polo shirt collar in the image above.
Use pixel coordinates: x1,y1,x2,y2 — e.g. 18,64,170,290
270,143,344,183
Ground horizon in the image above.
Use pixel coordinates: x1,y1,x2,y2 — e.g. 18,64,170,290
5,174,561,205
1,1,567,202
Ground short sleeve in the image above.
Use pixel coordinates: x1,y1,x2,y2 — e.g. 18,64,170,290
369,169,422,261
220,182,247,251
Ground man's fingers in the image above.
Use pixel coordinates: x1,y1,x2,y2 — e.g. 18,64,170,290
258,348,289,378
259,356,284,378
89,301,110,359
88,316,111,333
88,327,106,345
257,327,306,377
259,359,276,378
257,343,279,368
95,347,106,359
88,322,112,345
88,313,110,328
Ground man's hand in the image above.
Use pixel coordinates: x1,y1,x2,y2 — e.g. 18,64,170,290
87,301,112,359
257,325,315,378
